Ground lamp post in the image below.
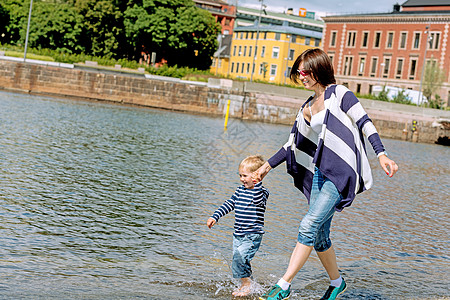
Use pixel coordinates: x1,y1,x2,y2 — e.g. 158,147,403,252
23,0,33,62
250,0,265,82
418,25,431,106
284,34,291,85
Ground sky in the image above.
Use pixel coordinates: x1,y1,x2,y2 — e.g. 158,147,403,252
237,0,403,19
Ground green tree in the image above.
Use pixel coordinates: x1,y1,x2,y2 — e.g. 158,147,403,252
0,3,10,44
1,0,25,45
124,0,220,69
74,0,125,58
422,60,446,107
24,1,83,53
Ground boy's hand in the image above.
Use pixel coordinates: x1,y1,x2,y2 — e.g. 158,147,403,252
206,217,216,228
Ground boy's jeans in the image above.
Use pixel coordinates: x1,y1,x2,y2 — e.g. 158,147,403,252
232,233,263,278
297,167,343,252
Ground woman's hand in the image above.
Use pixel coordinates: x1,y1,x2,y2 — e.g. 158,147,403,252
252,161,272,183
378,154,398,177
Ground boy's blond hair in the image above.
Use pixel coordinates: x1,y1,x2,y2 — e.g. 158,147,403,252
239,155,265,172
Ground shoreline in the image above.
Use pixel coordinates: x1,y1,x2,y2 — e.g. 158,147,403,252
0,57,449,145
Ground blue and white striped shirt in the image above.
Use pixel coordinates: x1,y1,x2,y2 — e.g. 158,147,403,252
211,182,269,236
268,84,385,211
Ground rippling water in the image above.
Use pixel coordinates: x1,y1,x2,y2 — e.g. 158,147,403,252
0,91,448,299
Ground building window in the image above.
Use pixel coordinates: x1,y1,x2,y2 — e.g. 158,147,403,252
315,39,320,47
358,57,366,76
291,35,297,43
240,32,243,39
413,32,421,49
270,64,277,76
238,46,242,56
374,32,381,48
249,46,252,57
356,84,361,94
386,32,394,49
254,46,258,57
235,32,238,39
330,31,337,47
305,37,311,45
236,63,239,73
261,46,265,58
396,58,404,79
289,49,295,60
362,31,369,48
329,54,334,64
241,63,244,73
272,46,279,59
287,66,292,77
243,46,247,57
370,57,378,77
383,58,390,78
343,56,353,76
263,32,267,39
275,33,281,40
347,31,356,47
231,62,234,73
245,32,249,39
399,32,407,49
251,32,254,39
429,32,440,50
233,46,236,56
247,63,250,74
409,58,417,80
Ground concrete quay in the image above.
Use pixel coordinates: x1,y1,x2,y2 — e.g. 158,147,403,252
0,57,448,145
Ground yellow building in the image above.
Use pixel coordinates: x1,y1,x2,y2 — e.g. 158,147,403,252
212,23,322,84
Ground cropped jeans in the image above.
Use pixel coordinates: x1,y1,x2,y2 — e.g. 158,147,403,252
297,167,343,252
232,233,263,278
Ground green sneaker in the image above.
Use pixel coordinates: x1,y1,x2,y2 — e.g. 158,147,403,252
259,284,291,300
320,278,347,300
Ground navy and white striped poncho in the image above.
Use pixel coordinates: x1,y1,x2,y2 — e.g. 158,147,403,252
211,182,269,236
268,84,385,211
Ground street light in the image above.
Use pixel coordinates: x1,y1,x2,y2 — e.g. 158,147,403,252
284,34,291,85
23,0,33,62
250,0,265,82
418,25,431,106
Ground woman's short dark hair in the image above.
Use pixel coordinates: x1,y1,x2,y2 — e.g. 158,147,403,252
289,48,336,87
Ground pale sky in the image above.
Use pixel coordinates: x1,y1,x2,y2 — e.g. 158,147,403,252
237,0,403,19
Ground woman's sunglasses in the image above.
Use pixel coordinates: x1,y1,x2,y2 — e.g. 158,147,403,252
298,69,311,76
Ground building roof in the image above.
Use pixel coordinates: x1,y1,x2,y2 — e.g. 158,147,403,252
237,6,324,27
401,0,450,6
234,24,322,39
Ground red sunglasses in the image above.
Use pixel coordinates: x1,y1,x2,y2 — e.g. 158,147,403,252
298,69,311,76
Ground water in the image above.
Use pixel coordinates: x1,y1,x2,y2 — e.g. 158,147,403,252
0,91,448,299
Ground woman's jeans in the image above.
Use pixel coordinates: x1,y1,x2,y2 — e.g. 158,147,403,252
297,167,343,252
232,233,263,278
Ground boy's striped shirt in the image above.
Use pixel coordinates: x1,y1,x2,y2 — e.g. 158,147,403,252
211,182,269,236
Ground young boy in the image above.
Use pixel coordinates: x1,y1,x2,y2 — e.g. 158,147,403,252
207,155,269,297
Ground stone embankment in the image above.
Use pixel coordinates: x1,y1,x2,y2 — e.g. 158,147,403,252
0,57,449,145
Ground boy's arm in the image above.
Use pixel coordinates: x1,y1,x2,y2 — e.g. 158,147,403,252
206,190,238,228
252,182,269,206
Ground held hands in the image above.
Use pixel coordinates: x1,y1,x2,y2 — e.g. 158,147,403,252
252,161,272,183
378,154,398,177
206,217,216,229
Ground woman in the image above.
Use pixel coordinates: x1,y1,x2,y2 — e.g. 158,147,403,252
253,49,398,300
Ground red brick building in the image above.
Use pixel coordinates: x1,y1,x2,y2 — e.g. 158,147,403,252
322,0,450,106
193,0,236,35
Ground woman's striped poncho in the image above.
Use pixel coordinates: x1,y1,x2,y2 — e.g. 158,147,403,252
268,84,385,211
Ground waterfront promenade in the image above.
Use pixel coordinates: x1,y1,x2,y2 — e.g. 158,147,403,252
0,56,449,145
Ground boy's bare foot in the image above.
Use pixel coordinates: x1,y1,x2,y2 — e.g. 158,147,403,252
233,285,251,297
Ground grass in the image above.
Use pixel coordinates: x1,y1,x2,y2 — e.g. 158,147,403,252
3,50,55,62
